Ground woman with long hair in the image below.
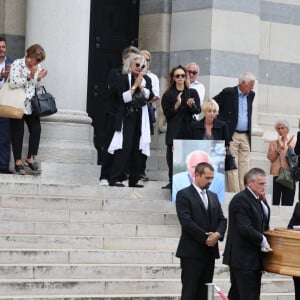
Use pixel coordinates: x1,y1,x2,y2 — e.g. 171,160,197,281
161,65,200,189
107,54,153,188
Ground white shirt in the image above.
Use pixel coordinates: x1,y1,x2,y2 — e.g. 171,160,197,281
190,80,205,104
147,70,160,98
0,58,6,88
190,80,205,120
193,183,208,209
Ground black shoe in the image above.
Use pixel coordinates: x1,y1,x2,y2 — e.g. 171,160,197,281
109,181,125,187
129,183,144,188
15,165,26,175
25,160,42,175
0,169,13,174
162,182,172,189
140,173,149,182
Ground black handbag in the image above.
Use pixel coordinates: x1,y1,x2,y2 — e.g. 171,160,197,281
31,86,57,117
225,149,237,171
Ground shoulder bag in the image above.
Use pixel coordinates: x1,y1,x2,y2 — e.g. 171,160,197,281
0,78,25,119
275,154,294,190
225,148,237,171
31,86,57,117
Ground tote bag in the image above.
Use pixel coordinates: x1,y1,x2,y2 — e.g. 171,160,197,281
0,80,25,119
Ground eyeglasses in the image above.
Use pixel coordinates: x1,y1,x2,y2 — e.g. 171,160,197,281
135,63,145,69
174,74,186,79
187,70,198,75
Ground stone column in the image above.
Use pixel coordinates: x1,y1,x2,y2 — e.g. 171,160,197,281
25,0,98,182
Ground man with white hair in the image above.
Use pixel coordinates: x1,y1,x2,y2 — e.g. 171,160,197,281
186,62,205,121
214,72,256,192
172,150,224,202
186,62,205,104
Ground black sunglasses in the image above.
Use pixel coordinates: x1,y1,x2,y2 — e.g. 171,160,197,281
174,74,186,79
135,63,145,69
188,70,198,75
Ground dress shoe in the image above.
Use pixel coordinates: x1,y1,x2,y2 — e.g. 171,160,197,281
162,182,172,189
109,181,125,187
0,169,13,174
129,183,144,188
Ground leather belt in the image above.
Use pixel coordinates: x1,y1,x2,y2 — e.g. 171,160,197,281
235,130,249,134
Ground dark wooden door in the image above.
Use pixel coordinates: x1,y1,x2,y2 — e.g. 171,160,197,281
87,0,140,164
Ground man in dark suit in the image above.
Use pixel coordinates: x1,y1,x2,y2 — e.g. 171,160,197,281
223,168,271,300
0,36,13,174
214,72,256,192
176,162,227,300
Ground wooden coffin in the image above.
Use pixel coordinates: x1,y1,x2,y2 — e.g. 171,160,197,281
263,228,300,276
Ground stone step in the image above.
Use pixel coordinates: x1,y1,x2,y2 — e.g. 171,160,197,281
0,295,295,300
0,264,288,281
0,177,172,200
0,195,175,213
0,235,179,251
0,221,180,237
0,277,294,296
0,208,178,225
0,264,181,280
0,250,177,264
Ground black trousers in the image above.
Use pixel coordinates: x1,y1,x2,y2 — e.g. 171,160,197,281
293,276,300,300
0,117,11,169
109,110,142,186
180,255,215,300
140,153,147,175
100,113,117,181
166,144,173,183
10,114,41,162
228,268,262,300
272,176,295,206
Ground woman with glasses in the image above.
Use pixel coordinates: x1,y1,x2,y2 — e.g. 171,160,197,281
9,44,47,175
161,65,200,189
107,54,153,187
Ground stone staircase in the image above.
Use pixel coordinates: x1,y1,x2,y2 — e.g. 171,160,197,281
0,173,296,299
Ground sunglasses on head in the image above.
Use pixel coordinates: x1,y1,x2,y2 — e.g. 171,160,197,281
187,70,198,75
174,73,186,79
135,63,145,69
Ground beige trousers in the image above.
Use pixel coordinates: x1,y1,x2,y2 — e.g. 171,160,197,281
227,132,250,192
